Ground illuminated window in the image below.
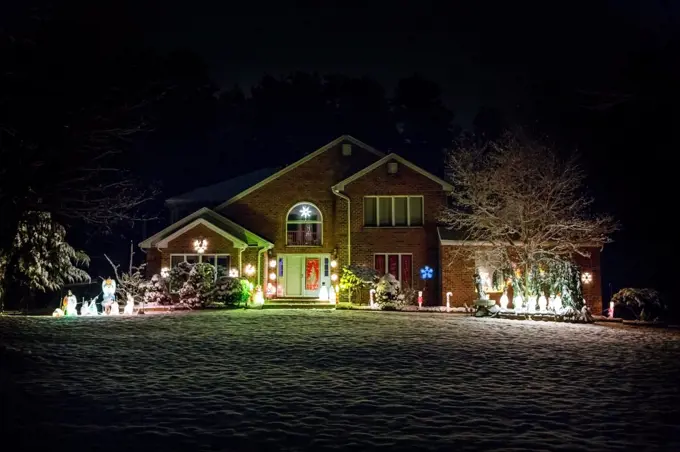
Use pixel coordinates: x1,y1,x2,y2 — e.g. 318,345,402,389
286,202,322,246
374,253,413,288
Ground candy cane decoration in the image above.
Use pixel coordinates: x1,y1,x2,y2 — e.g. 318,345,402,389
369,289,376,309
446,292,452,312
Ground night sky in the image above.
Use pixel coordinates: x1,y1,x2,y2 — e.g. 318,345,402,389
3,1,678,301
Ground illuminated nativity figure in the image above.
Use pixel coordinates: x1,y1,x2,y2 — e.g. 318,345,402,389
64,290,78,316
102,278,116,315
123,294,134,315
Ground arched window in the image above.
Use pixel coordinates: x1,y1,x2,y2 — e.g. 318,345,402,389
286,202,322,246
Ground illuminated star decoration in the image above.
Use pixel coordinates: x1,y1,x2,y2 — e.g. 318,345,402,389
420,266,434,280
299,205,312,219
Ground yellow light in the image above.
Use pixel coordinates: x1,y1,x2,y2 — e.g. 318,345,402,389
160,267,170,278
330,273,338,281
229,268,239,277
269,272,276,281
269,259,276,268
193,238,208,254
330,260,337,268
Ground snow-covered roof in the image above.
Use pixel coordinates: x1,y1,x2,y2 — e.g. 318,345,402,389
166,167,279,205
139,208,273,249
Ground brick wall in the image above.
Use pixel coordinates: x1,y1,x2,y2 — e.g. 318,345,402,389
343,160,448,305
440,245,478,307
576,247,604,315
220,141,380,259
147,222,243,273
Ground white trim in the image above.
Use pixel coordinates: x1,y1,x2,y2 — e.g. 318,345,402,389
156,218,248,249
285,201,323,246
363,195,424,227
139,207,273,249
216,135,384,209
373,253,413,288
332,153,453,192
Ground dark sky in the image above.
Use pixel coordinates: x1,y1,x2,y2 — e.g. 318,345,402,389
141,0,677,126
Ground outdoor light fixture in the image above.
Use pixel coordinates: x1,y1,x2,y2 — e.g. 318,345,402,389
229,268,239,277
244,264,256,277
330,273,338,281
269,259,276,268
160,267,170,278
193,238,208,254
330,260,337,268
299,205,312,219
581,272,593,284
269,272,276,281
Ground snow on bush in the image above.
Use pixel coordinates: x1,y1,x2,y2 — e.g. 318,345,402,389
214,276,251,306
177,263,216,307
612,288,667,321
142,274,173,305
339,265,378,303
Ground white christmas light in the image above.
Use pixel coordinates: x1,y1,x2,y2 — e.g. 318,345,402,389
193,238,208,254
244,264,256,277
161,267,170,278
330,273,338,281
581,272,593,284
269,259,276,268
299,206,312,218
269,272,276,281
229,268,239,277
330,260,337,268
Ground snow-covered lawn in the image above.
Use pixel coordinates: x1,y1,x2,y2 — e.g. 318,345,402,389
2,310,679,451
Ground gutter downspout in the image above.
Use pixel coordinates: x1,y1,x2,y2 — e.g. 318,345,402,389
257,245,274,288
332,189,351,265
239,247,245,276
332,188,351,303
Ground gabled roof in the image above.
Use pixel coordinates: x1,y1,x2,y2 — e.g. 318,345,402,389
332,153,454,192
166,167,279,206
215,135,384,209
139,207,273,249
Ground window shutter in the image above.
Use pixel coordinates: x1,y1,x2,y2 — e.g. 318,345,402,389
400,255,412,288
374,254,386,276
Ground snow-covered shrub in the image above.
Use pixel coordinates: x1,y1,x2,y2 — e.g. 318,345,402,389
339,265,378,303
178,263,216,307
142,274,172,305
612,288,666,321
375,273,401,310
214,276,251,306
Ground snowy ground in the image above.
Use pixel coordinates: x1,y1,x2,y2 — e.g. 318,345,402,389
1,311,679,451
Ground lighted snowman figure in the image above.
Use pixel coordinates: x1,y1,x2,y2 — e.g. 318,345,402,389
110,300,120,315
102,278,116,315
123,294,134,315
538,294,548,312
65,290,78,316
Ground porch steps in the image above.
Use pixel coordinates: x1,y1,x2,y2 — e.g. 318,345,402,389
262,299,336,309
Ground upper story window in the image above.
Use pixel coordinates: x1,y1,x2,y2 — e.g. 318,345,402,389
364,196,424,227
286,202,322,246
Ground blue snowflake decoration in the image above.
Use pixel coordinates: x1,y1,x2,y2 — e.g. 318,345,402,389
420,266,434,280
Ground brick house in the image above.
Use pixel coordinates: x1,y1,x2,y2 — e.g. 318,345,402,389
139,135,603,311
